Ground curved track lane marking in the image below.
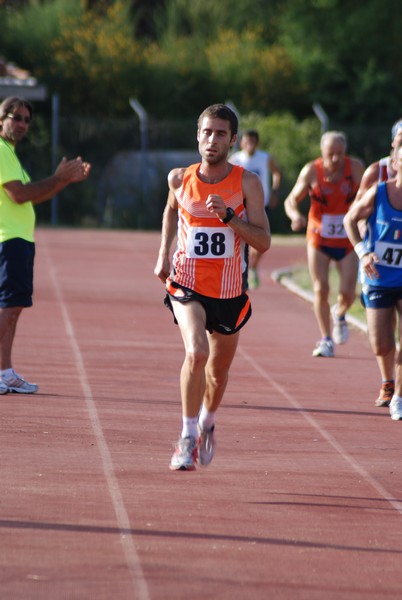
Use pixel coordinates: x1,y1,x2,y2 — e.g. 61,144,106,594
238,346,402,517
271,266,368,334
44,246,150,600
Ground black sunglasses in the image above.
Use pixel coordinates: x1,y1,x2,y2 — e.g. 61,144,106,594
6,113,31,124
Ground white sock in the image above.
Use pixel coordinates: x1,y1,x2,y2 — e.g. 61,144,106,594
198,404,215,432
181,416,199,439
391,395,402,404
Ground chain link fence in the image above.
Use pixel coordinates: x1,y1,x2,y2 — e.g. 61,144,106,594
18,114,395,233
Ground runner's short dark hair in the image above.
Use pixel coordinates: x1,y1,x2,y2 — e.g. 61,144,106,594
198,104,238,137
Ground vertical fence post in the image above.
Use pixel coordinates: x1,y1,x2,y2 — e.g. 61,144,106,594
129,98,148,228
312,102,329,134
51,93,59,225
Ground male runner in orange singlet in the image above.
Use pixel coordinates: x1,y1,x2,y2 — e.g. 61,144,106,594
284,131,364,357
154,104,270,471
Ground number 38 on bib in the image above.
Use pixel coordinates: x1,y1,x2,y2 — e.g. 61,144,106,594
186,226,235,258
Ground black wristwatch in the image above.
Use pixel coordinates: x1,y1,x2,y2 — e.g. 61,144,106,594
221,207,235,224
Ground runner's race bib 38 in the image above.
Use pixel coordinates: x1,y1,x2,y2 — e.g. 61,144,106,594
186,227,235,258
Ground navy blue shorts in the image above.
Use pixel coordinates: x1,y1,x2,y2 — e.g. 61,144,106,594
318,245,352,261
361,285,402,309
0,238,35,308
165,283,252,335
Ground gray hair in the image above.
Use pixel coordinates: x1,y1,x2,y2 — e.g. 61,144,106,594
320,130,347,150
391,119,402,140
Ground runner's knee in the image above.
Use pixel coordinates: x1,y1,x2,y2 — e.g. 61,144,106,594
185,346,209,372
313,282,329,300
371,338,395,357
338,291,355,309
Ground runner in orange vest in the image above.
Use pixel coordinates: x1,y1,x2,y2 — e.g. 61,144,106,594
154,104,271,471
284,131,364,357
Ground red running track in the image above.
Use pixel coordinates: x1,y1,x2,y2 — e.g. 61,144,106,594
1,229,401,600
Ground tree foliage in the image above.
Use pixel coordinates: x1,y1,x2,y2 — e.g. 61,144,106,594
1,0,402,124
50,1,145,116
278,0,402,122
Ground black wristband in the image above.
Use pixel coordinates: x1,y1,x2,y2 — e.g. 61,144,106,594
221,207,235,224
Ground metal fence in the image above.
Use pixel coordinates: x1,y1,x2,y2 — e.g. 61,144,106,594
18,114,395,233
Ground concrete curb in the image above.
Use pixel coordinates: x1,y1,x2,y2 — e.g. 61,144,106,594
271,265,368,335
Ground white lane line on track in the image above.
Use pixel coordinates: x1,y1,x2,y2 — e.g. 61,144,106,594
238,345,402,517
44,249,150,600
271,265,368,334
77,340,184,350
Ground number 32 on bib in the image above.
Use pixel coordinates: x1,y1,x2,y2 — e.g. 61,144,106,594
321,214,347,239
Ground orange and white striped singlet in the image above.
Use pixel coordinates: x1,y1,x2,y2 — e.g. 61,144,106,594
167,163,248,299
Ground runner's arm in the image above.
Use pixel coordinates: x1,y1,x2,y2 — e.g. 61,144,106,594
3,157,90,205
154,171,181,283
344,185,380,279
206,170,270,254
354,162,379,203
284,163,312,231
343,185,376,246
350,157,365,194
268,155,282,208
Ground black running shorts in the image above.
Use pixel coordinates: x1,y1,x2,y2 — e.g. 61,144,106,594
164,283,252,335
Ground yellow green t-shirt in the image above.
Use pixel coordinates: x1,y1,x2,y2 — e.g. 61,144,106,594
0,137,35,243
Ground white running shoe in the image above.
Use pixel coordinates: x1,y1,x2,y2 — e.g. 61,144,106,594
169,436,198,471
312,339,334,358
198,426,216,466
331,304,349,344
1,369,39,394
389,398,402,421
0,381,8,395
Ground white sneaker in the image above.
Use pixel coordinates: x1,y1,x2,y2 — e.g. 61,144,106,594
169,436,198,471
0,381,8,395
198,426,216,466
312,339,334,358
390,398,402,421
331,304,349,344
1,369,39,394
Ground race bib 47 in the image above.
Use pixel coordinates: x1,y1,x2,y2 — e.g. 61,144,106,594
375,240,402,268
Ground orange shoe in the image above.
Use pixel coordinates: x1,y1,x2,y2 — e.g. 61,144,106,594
375,381,394,407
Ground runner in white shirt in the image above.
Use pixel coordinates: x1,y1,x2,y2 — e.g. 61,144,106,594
230,130,282,289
